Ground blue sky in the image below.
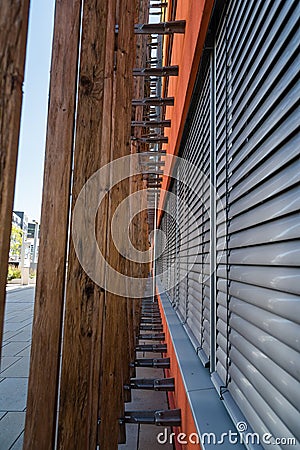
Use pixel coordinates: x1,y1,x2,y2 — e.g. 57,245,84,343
14,0,55,221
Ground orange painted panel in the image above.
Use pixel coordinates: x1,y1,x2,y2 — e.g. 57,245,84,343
158,0,214,224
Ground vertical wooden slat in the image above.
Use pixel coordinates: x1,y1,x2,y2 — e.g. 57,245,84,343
0,0,30,353
57,0,115,448
126,0,150,381
98,0,136,446
23,2,82,448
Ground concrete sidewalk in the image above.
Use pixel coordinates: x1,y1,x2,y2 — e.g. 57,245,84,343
0,287,34,449
0,287,173,449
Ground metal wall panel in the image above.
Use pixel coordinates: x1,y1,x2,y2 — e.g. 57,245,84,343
157,0,300,445
222,0,300,444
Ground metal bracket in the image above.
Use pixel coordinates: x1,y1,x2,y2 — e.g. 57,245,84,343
124,377,175,391
133,20,186,35
138,333,165,340
140,318,162,324
139,324,163,331
130,357,170,368
136,343,167,352
132,96,175,107
141,170,164,175
139,151,166,156
135,136,168,143
133,66,178,77
150,2,168,8
115,20,185,35
142,161,166,166
141,312,161,318
132,120,171,128
123,409,181,426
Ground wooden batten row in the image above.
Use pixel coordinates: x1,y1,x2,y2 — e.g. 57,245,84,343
2,0,152,448
98,0,137,445
56,0,114,447
130,0,151,375
0,0,30,356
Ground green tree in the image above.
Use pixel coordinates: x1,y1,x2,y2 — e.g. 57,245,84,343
10,224,23,259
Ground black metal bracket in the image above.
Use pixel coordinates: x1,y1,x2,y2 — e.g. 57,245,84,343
122,409,181,426
115,20,185,35
136,343,167,352
135,136,168,143
133,66,178,77
139,324,163,331
133,20,186,35
132,97,174,106
141,170,164,175
150,2,168,9
132,120,171,127
138,333,165,340
141,312,161,318
130,357,170,368
124,377,175,391
141,306,160,311
140,318,162,324
139,151,166,156
142,160,166,166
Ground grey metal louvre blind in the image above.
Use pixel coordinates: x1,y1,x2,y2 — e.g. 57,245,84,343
157,0,300,445
215,9,229,385
157,63,212,354
221,0,300,444
168,189,177,301
181,63,211,353
177,166,188,319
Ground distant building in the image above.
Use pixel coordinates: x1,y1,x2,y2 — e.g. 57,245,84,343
9,211,39,268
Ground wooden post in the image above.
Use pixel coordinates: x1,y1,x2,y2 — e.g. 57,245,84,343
0,0,30,354
57,0,116,448
129,0,150,374
98,0,136,446
23,2,82,449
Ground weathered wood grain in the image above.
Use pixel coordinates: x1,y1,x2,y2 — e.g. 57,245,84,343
23,2,82,449
98,0,136,446
57,0,115,448
0,0,30,355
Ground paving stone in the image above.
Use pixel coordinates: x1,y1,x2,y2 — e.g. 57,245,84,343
0,412,25,450
1,342,29,357
2,331,20,342
119,423,138,450
5,328,32,343
0,357,30,378
139,425,173,449
0,357,21,374
15,346,31,357
0,378,28,411
10,431,24,450
3,323,27,333
0,411,7,420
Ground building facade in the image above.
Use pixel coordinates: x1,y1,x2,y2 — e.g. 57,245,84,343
156,0,300,448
